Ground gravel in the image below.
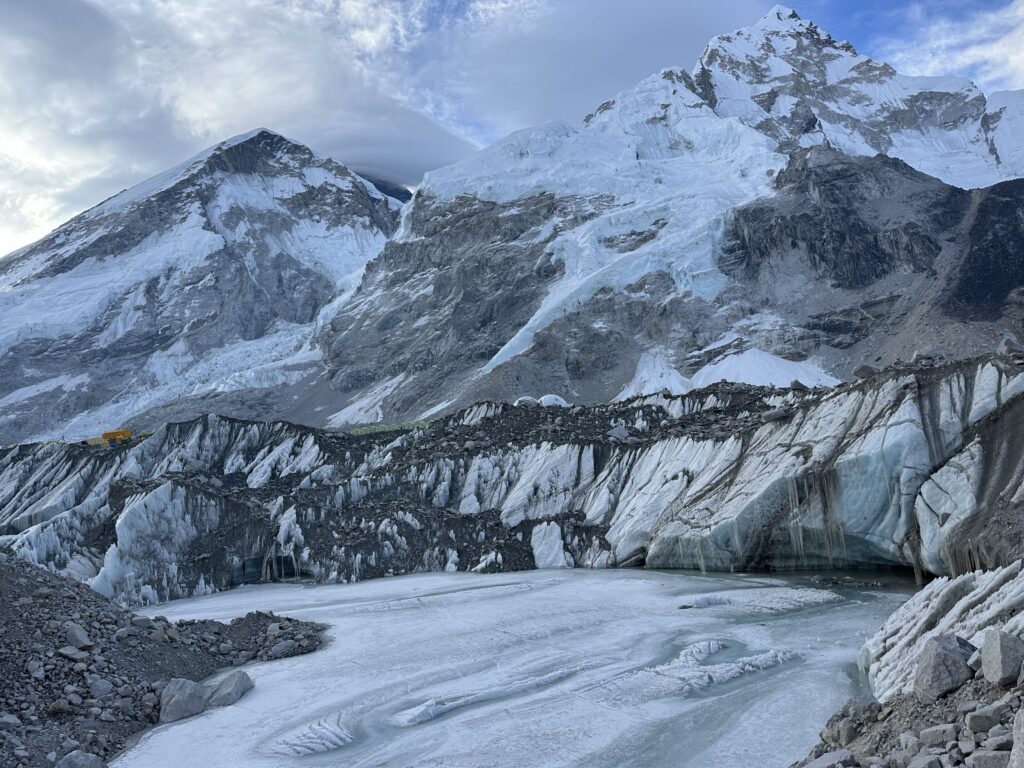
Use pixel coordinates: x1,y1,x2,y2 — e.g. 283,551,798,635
0,554,325,767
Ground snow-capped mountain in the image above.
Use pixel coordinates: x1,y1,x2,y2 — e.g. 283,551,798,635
1,6,1023,441
0,129,398,444
693,5,1024,188
317,6,1024,425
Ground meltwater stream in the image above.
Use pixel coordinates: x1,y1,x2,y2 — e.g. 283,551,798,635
117,570,912,768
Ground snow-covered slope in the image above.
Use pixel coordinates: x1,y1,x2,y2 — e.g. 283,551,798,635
694,5,1024,189
3,357,1023,605
0,130,398,443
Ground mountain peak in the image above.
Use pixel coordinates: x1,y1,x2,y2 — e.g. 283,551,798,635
757,5,803,29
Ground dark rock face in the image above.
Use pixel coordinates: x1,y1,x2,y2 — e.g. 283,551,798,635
321,191,575,418
716,147,1024,378
721,148,965,290
946,180,1024,320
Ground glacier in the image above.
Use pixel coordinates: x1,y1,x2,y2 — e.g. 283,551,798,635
2,357,1022,607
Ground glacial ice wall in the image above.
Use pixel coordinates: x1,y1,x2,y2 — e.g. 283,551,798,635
2,358,1023,605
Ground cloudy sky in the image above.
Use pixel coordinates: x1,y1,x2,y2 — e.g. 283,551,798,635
1,0,1022,256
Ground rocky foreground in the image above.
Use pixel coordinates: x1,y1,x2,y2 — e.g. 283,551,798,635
797,562,1024,768
0,556,324,768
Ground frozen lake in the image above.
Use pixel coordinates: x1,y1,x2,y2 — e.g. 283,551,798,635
117,569,912,768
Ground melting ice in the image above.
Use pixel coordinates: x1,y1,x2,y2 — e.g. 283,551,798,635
117,569,911,768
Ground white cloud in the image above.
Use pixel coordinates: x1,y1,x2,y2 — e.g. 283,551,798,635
876,0,1024,92
0,0,773,256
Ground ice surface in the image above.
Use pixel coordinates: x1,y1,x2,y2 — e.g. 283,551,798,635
616,348,693,400
691,348,839,389
118,570,909,768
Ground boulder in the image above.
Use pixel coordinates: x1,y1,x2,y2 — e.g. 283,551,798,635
913,634,976,702
88,677,113,699
804,749,855,768
63,622,93,650
205,670,254,708
969,751,1011,768
967,703,1010,733
55,751,105,768
606,424,630,442
982,631,1024,687
919,723,960,745
908,756,941,768
159,678,207,723
852,363,878,379
1008,708,1024,768
270,639,295,658
57,645,90,662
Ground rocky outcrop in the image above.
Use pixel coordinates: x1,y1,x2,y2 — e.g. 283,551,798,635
0,554,322,767
797,562,1024,768
3,357,1024,605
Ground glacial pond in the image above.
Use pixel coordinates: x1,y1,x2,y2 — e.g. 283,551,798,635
117,569,915,767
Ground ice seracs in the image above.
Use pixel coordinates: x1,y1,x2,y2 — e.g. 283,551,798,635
3,357,1023,606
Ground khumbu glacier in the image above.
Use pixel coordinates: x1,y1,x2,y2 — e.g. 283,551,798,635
2,4,1024,768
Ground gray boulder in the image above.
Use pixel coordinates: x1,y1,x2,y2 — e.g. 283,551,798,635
57,645,90,662
913,634,976,702
159,678,207,723
919,722,960,745
967,702,1010,733
205,670,254,708
852,364,878,379
88,677,113,699
55,751,105,768
606,424,630,442
982,630,1024,687
804,749,855,768
969,751,1011,768
908,756,941,768
270,639,295,658
63,622,93,650
1008,708,1024,768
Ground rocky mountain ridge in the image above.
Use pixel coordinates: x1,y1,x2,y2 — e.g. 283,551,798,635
0,129,398,445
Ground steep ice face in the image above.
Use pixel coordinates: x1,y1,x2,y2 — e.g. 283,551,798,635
3,358,1023,606
0,129,398,444
693,6,1024,188
419,71,786,377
